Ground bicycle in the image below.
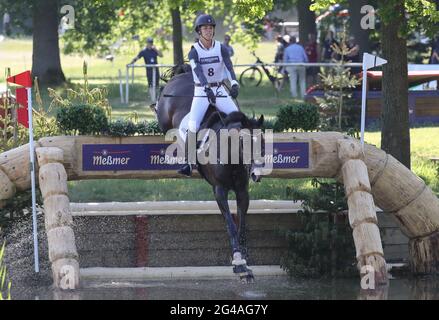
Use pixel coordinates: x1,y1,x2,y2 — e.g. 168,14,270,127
239,52,287,92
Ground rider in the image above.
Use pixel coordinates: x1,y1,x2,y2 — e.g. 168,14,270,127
178,14,240,176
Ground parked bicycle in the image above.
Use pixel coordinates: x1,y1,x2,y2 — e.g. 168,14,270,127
239,52,287,91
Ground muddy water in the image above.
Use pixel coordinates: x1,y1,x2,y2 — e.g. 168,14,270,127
9,275,439,300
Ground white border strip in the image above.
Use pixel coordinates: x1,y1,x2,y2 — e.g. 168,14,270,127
80,265,287,281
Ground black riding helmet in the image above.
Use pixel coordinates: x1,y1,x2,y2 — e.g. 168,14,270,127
194,14,216,33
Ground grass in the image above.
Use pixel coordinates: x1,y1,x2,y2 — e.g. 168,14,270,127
2,37,439,202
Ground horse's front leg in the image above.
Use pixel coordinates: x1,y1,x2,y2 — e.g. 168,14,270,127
213,186,239,254
236,189,254,283
213,186,252,283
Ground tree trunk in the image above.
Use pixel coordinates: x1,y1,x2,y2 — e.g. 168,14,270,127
380,1,410,169
297,0,316,45
171,7,184,65
348,0,372,56
32,0,65,86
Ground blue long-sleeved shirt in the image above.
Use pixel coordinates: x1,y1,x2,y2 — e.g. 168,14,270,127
283,43,309,63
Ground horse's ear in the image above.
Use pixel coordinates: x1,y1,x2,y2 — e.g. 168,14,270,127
257,114,264,126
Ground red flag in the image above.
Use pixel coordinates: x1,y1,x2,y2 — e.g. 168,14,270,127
15,88,29,128
15,87,28,107
7,71,32,87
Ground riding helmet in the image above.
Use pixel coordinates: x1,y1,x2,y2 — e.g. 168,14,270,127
194,14,216,33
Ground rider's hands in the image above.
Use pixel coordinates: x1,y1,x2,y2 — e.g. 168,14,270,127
205,87,216,105
230,84,239,99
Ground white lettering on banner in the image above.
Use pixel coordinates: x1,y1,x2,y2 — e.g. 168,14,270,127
265,154,301,164
93,155,131,166
150,154,186,165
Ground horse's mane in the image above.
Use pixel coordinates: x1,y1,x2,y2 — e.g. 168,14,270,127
160,63,191,83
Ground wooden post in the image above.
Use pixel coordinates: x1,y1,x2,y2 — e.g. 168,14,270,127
338,138,388,286
36,147,79,289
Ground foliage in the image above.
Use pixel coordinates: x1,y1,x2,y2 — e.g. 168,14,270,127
60,0,274,55
0,189,42,230
274,103,320,132
311,0,439,37
280,178,357,278
48,62,112,120
105,119,162,136
33,78,62,140
56,103,108,135
314,26,360,131
0,238,11,300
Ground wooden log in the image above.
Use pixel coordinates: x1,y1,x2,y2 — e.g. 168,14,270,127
38,136,76,178
363,144,387,186
352,222,384,258
347,191,378,228
341,159,371,197
39,163,68,199
394,186,439,238
408,231,439,274
43,194,73,231
337,138,364,163
47,226,78,262
51,258,80,290
0,169,15,201
370,154,425,213
358,254,388,286
36,147,64,167
0,143,40,191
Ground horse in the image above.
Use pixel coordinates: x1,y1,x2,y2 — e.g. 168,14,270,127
154,65,265,283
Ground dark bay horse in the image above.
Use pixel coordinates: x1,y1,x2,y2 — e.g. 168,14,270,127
155,67,265,283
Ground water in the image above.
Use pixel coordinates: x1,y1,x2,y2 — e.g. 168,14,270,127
9,275,439,300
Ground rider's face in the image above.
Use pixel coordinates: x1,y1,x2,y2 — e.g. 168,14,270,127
200,25,214,40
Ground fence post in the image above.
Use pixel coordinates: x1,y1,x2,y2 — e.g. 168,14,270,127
126,65,129,104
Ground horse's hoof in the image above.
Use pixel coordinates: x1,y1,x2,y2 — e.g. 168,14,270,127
239,270,255,284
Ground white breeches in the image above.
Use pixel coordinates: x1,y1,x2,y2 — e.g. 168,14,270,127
179,85,238,142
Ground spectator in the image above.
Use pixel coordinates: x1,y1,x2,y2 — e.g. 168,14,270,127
223,34,234,57
321,30,338,62
129,37,163,98
283,36,308,98
430,39,439,64
263,16,274,40
2,11,11,36
305,33,319,86
345,36,361,74
274,35,287,76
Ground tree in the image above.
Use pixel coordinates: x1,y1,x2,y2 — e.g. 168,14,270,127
61,0,274,62
32,0,65,85
379,0,410,167
297,0,317,45
347,0,374,56
0,0,66,86
312,0,439,169
171,6,184,65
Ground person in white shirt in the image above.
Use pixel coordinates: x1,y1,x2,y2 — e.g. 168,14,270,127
283,36,308,98
177,14,240,176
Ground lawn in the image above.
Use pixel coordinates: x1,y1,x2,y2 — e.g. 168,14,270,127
1,37,439,202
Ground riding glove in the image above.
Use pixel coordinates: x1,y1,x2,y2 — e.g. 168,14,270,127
230,84,239,99
205,87,216,105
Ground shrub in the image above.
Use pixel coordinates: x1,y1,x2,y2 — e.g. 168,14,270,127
274,103,320,132
105,119,162,136
56,103,108,135
0,237,11,300
280,179,357,278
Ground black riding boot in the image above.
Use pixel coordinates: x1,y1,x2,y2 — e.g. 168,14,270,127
177,131,196,177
